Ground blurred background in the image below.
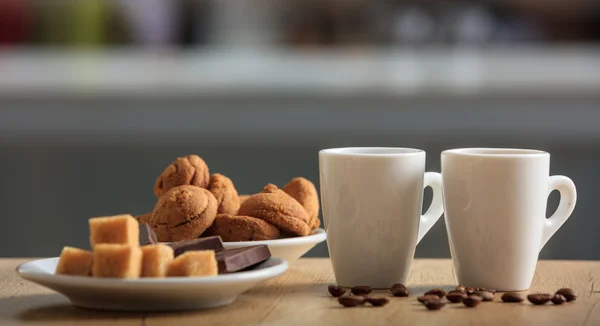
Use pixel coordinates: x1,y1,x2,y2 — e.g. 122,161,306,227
0,0,599,259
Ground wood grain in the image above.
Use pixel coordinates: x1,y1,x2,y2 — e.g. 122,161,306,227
1,258,599,326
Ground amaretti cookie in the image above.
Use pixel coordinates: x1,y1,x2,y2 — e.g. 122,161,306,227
283,177,320,230
154,155,210,197
208,173,240,215
238,184,311,236
210,214,280,241
150,185,218,242
238,195,251,205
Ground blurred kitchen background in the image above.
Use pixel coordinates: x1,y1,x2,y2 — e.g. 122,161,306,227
0,0,599,259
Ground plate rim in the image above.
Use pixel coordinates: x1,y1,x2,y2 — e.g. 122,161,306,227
17,256,288,287
223,227,326,247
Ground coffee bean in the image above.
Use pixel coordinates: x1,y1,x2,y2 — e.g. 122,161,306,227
351,286,372,295
462,295,483,308
455,285,467,293
555,288,577,302
477,287,496,294
417,295,440,304
551,294,567,305
527,293,552,305
501,292,524,303
338,296,366,307
424,298,447,310
391,287,410,297
425,288,447,298
366,298,389,307
446,291,468,303
476,290,494,302
328,285,346,297
466,287,476,295
391,283,407,290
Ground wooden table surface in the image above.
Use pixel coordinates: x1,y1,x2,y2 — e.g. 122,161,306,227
1,258,600,326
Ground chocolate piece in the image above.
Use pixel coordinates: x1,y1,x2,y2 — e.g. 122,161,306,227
215,245,271,273
139,224,158,246
168,236,225,257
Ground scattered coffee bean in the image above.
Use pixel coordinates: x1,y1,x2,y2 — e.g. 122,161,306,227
328,285,346,297
366,298,390,307
351,286,372,295
391,283,406,290
477,287,496,294
391,286,410,297
466,287,476,295
555,288,577,302
417,295,440,304
424,298,447,310
455,285,466,293
446,291,468,303
338,296,366,307
425,288,447,298
551,294,567,305
462,295,483,308
476,290,494,302
501,292,524,303
527,293,552,305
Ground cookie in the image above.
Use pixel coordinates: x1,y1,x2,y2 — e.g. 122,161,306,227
239,195,251,205
150,185,218,242
310,215,321,230
210,214,280,241
283,177,320,230
238,184,311,236
154,155,210,197
208,174,240,215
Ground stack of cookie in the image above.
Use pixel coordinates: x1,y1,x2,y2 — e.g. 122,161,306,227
137,155,320,243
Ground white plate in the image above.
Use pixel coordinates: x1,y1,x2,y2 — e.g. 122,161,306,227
17,257,288,312
223,228,326,262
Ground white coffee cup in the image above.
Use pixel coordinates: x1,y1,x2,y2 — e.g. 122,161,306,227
442,148,577,291
319,147,444,287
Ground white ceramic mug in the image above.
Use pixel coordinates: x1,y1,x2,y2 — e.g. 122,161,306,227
442,148,577,291
319,147,444,287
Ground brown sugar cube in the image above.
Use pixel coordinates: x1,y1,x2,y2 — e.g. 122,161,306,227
141,244,174,277
92,244,142,278
89,214,139,248
55,246,93,276
167,250,218,277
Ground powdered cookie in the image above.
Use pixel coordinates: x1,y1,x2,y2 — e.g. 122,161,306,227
208,174,240,215
210,214,280,241
150,185,217,242
238,184,311,236
283,177,320,230
154,155,210,197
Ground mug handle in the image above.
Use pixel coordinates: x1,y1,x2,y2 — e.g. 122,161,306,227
417,172,445,243
540,175,577,251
